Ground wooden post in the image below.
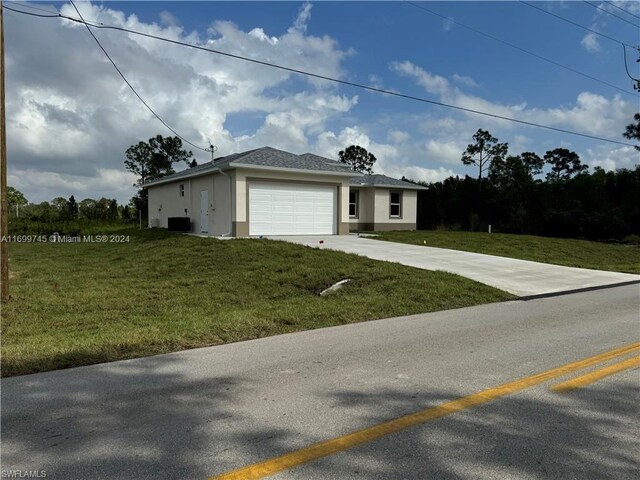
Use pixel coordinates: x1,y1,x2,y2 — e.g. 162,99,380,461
0,3,9,303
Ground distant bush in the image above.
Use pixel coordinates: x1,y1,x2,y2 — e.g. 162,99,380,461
8,218,135,236
623,234,640,246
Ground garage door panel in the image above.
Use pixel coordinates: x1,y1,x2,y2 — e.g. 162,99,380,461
249,182,337,236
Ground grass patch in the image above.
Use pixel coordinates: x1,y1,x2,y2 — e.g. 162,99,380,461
375,231,640,274
1,228,511,376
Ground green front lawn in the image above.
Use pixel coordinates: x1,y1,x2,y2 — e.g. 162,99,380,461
375,231,640,274
1,229,511,376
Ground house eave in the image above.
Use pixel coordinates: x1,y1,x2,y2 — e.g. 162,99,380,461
351,183,427,190
143,161,364,188
228,162,363,177
142,166,228,188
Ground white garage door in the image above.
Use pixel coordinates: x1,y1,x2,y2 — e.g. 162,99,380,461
249,182,337,236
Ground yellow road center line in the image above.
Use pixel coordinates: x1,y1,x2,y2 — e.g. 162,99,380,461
209,342,640,480
551,355,640,394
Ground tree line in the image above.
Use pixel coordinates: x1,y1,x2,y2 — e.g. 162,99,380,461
410,117,640,240
8,190,134,223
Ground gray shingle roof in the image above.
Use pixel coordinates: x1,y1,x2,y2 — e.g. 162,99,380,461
143,146,358,187
350,174,427,190
143,147,422,189
219,147,356,173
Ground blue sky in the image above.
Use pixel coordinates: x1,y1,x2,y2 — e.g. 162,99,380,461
5,1,640,203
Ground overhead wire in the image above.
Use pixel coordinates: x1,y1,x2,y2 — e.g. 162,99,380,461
583,1,640,28
4,1,61,16
2,3,636,148
3,3,58,18
404,0,636,98
603,1,640,21
622,45,640,82
69,1,209,152
520,1,636,48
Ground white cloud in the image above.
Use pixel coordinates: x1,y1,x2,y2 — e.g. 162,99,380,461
391,60,635,140
401,166,457,183
452,73,478,88
8,168,139,204
391,61,450,96
312,126,459,184
581,32,600,52
526,92,632,138
585,145,640,172
424,139,465,165
159,11,180,28
442,18,454,32
387,130,410,144
7,1,353,203
290,2,313,34
512,135,532,152
8,1,637,206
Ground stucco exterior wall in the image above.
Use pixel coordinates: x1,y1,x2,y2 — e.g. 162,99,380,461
147,181,190,229
373,188,417,224
147,173,220,233
349,187,418,231
348,187,374,226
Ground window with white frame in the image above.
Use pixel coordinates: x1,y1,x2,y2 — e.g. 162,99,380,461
349,190,359,218
179,184,185,197
389,191,402,218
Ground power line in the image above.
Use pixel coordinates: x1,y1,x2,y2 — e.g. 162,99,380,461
4,1,59,16
622,44,640,90
404,1,636,98
77,1,209,152
520,1,636,48
3,3,58,19
603,1,640,21
3,3,636,148
583,1,640,28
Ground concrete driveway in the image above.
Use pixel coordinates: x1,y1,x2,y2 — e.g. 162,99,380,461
271,235,640,297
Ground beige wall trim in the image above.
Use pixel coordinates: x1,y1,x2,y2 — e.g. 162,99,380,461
372,222,417,232
233,221,249,237
144,169,221,188
245,177,342,187
232,163,360,178
349,223,375,232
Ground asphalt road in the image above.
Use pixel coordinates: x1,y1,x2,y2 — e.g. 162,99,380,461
2,284,639,480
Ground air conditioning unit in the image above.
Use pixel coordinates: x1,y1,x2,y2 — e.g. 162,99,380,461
168,217,191,232
150,218,160,228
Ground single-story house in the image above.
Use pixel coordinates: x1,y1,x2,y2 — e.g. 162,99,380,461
144,146,425,236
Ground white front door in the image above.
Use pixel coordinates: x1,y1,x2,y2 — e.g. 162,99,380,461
249,182,336,236
200,190,209,233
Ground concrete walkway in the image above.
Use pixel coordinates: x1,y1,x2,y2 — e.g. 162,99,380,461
271,235,640,297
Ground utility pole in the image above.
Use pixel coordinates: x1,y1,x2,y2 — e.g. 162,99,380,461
206,143,217,163
0,3,9,303
635,46,640,91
